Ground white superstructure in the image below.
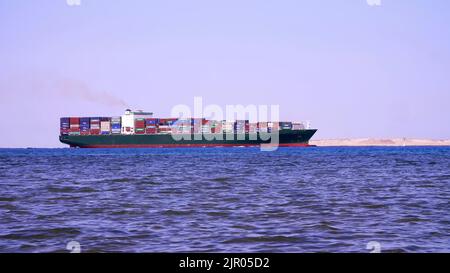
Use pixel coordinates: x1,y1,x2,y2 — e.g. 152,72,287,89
121,109,153,134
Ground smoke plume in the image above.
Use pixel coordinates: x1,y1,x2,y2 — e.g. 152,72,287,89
57,79,129,108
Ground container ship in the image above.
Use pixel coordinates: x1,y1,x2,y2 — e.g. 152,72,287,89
59,109,317,148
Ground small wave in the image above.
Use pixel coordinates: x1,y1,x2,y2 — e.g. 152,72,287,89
78,187,96,193
46,186,77,193
206,211,230,217
109,178,132,183
361,203,389,209
161,209,195,216
0,227,81,240
0,197,17,202
230,224,256,230
210,177,232,182
0,203,18,211
395,216,426,223
224,235,299,244
310,222,341,232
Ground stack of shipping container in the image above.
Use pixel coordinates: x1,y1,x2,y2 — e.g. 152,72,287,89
69,117,80,135
201,120,212,134
134,118,146,135
191,118,203,134
111,117,121,134
177,119,192,134
249,123,258,134
267,122,280,133
158,119,171,134
90,117,100,135
145,118,158,134
80,118,90,135
60,118,70,135
100,117,111,135
210,121,222,134
258,122,268,133
235,120,249,134
222,121,235,133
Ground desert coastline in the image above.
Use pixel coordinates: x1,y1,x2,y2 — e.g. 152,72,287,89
310,138,450,147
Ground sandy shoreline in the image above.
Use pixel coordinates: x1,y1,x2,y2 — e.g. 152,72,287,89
310,138,450,147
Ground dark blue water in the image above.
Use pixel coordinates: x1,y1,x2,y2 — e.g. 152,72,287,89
0,147,449,253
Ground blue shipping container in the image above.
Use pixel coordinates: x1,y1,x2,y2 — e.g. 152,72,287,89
111,124,121,129
60,117,70,129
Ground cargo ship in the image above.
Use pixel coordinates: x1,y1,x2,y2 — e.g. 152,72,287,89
59,109,317,148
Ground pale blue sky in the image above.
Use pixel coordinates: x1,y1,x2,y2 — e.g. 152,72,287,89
1,0,449,147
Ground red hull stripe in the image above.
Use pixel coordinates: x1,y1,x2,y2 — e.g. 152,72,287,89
76,143,312,148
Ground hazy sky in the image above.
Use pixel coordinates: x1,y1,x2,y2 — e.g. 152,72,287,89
1,0,450,147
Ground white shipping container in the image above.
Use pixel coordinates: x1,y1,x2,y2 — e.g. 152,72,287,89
100,121,111,131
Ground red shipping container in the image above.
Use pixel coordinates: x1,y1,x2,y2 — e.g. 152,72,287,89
202,120,211,125
80,131,90,136
90,129,100,135
135,121,146,128
70,117,80,124
146,128,157,134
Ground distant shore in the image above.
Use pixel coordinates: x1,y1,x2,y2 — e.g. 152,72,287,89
310,138,450,147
